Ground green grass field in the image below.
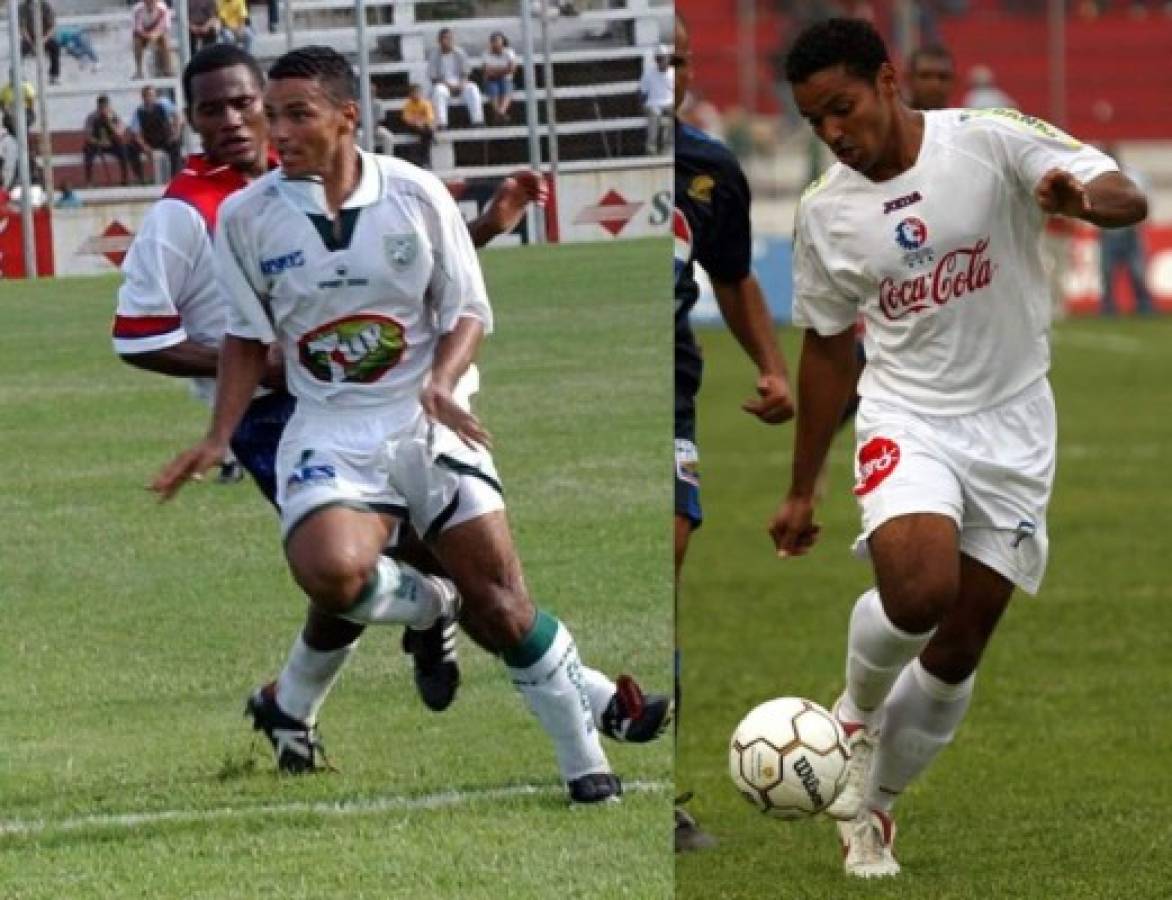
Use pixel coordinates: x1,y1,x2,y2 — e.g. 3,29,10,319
677,318,1172,899
0,239,672,899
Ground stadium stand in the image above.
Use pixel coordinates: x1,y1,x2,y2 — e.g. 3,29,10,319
0,0,671,200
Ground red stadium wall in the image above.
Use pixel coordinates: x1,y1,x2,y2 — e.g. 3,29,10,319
0,207,54,279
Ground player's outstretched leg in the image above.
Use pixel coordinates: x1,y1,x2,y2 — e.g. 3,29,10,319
245,605,364,774
434,511,619,804
828,515,956,820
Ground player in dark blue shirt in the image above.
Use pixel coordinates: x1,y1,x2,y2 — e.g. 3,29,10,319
673,11,795,852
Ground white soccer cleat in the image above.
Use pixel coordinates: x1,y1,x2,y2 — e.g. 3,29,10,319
825,695,878,821
838,807,900,879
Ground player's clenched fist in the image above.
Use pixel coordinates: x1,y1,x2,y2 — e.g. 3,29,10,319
1034,168,1090,219
742,373,795,425
768,494,822,558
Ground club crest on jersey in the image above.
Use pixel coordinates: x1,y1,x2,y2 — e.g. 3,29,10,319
895,216,935,269
384,234,418,270
298,314,406,383
687,174,715,204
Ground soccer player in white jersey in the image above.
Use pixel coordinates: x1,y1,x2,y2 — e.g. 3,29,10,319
767,19,1147,877
150,46,667,802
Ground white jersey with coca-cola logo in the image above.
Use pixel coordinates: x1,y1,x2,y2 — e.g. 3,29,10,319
792,108,1116,415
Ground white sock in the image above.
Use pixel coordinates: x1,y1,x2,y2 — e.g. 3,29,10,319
275,633,358,725
580,666,617,729
505,610,610,782
841,588,935,728
867,658,975,813
340,557,455,629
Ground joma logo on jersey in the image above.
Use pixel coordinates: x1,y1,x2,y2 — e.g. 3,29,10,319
883,191,922,214
298,314,406,384
260,250,305,276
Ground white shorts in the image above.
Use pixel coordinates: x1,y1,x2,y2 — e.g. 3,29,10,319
850,378,1056,595
275,406,505,543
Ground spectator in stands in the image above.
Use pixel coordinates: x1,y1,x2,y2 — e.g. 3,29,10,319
187,0,220,54
127,85,183,183
216,0,254,52
639,44,674,156
18,0,62,86
132,0,174,79
427,27,485,128
962,65,1014,108
905,44,955,110
57,25,101,73
265,0,280,33
0,79,38,133
1099,146,1155,315
0,122,18,192
82,94,132,186
482,31,518,125
400,83,437,168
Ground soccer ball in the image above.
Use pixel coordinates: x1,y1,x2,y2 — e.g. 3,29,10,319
729,696,850,819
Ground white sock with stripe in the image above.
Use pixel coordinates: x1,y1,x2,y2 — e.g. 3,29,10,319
505,610,610,782
867,658,975,813
275,633,358,725
340,557,456,629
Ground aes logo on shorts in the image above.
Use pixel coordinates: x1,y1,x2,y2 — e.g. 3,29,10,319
853,437,901,496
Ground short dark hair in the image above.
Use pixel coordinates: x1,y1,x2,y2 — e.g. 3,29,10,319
97,93,109,105
907,44,954,71
784,18,890,85
183,43,264,109
268,45,358,105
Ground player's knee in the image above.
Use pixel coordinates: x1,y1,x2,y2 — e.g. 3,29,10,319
288,542,372,613
884,570,957,633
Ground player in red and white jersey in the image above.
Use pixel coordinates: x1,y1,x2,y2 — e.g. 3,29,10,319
768,19,1147,878
149,46,669,800
121,44,669,780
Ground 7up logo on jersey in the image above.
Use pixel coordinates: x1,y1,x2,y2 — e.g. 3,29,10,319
298,314,406,383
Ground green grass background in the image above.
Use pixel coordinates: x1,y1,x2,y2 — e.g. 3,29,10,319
0,238,673,899
677,318,1172,899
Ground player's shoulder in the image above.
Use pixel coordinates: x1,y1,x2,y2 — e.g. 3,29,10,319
676,122,742,174
795,163,851,219
371,151,454,210
944,107,1083,149
218,168,283,226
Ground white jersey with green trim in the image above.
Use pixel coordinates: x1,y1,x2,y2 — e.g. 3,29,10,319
215,149,491,424
792,108,1116,416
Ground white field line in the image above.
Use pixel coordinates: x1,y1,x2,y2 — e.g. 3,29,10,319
0,779,670,840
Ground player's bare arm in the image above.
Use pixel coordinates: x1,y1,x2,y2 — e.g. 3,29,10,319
150,334,269,500
768,326,859,557
1034,169,1148,228
422,315,492,449
712,274,795,425
466,169,547,248
121,340,285,388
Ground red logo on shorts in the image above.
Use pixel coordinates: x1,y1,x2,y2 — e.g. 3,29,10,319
853,437,901,496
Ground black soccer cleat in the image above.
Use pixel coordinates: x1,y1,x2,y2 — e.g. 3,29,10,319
674,793,718,852
601,675,674,743
402,609,460,712
568,772,623,805
244,682,326,774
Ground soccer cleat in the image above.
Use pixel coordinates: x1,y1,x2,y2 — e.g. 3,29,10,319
601,675,673,743
217,461,245,484
401,585,460,712
674,793,717,852
244,682,326,774
568,772,622,804
825,695,878,821
838,807,900,878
